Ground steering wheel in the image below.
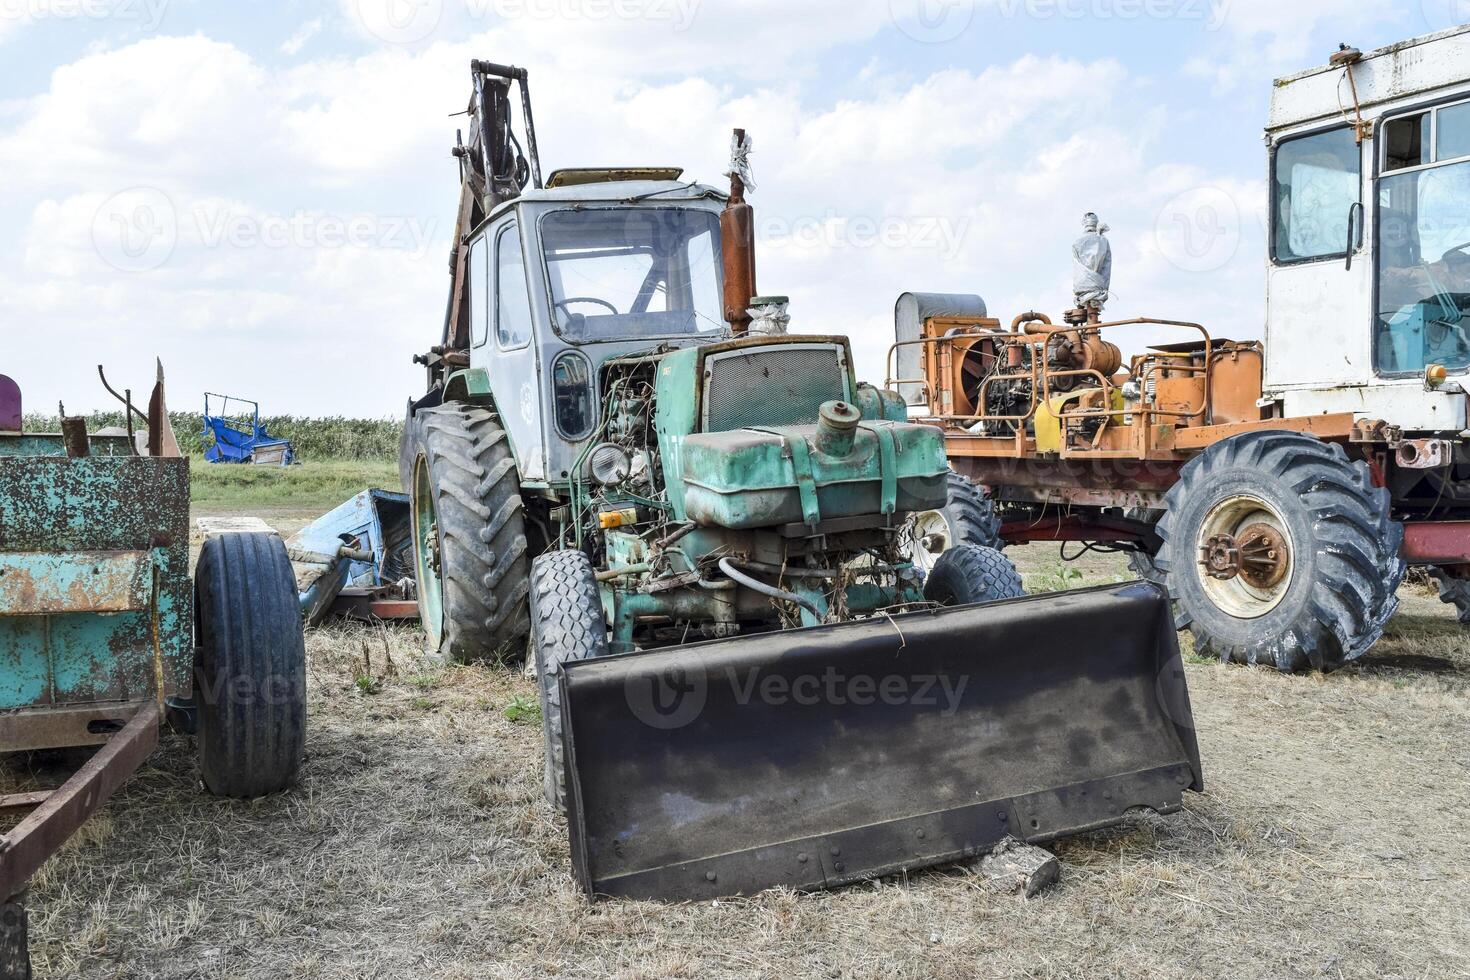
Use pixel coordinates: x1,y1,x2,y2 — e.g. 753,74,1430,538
1439,241,1470,264
554,297,619,317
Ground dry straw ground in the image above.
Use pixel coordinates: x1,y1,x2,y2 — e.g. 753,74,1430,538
5,523,1469,979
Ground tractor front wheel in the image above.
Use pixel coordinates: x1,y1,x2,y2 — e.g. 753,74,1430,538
905,471,1004,573
408,403,531,663
1156,431,1404,672
194,532,307,798
530,550,609,812
922,543,1025,606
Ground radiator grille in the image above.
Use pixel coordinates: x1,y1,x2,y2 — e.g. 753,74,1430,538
703,345,848,432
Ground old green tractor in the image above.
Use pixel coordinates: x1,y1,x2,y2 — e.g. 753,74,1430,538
401,61,1202,901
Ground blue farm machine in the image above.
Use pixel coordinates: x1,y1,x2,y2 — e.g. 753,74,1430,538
201,392,294,465
0,367,307,976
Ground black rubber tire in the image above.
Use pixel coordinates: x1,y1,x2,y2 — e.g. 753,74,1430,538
922,543,1025,606
939,471,1004,550
1156,431,1404,672
1430,567,1470,624
409,403,531,663
530,550,608,812
194,533,307,799
1126,550,1184,623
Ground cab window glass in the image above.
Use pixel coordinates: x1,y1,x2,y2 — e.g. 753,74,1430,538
1272,127,1360,262
496,223,533,349
1440,102,1470,162
551,353,594,439
469,236,488,347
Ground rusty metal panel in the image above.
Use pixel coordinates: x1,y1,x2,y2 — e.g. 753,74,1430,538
0,551,153,615
0,705,157,901
0,456,190,727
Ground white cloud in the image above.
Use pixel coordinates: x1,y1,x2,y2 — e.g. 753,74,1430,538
0,23,1291,416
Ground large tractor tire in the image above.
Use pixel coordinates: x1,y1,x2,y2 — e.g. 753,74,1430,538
194,532,307,798
408,403,531,663
1430,568,1470,624
1156,431,1404,672
906,471,1004,574
529,550,609,812
922,543,1025,606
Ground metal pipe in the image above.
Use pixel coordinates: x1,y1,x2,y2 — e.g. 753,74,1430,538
717,558,822,618
721,128,757,335
597,563,652,583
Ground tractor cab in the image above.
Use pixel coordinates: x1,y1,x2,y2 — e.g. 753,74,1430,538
1265,26,1470,432
461,176,729,484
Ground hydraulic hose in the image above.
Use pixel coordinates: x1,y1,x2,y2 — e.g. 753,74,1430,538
717,558,823,620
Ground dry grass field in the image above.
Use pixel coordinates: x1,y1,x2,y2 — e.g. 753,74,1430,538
5,489,1469,979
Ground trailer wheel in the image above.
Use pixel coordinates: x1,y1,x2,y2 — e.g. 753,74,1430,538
194,532,306,798
530,550,609,812
408,403,531,662
1157,431,1404,672
905,472,1004,573
1430,568,1470,624
922,543,1025,606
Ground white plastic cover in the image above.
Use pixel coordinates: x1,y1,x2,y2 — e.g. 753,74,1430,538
726,131,755,192
1073,212,1112,312
747,298,789,335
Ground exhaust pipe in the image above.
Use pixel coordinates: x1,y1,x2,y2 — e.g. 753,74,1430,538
722,128,757,336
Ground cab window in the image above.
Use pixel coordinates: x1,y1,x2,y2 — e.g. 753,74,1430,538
1376,100,1470,375
1272,127,1360,263
496,222,534,349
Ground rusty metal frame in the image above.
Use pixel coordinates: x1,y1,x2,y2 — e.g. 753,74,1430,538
0,705,157,901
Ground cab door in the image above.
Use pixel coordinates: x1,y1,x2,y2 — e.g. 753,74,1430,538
473,218,547,481
1264,124,1373,389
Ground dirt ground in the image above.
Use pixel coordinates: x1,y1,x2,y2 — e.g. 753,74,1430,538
7,504,1470,979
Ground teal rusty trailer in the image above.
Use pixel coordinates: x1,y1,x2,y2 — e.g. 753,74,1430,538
0,370,306,978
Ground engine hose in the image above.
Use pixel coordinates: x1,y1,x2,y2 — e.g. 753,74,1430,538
717,558,823,619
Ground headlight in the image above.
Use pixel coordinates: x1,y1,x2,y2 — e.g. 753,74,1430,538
587,443,633,486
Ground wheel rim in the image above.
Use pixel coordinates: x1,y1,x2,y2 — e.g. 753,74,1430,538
1194,494,1293,619
905,511,951,573
411,456,445,647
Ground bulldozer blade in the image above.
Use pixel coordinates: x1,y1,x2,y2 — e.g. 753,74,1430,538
559,581,1201,901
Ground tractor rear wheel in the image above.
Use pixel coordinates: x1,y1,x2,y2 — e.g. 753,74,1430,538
1156,431,1404,672
530,550,609,812
408,403,531,663
905,471,1004,573
922,543,1025,606
194,532,307,798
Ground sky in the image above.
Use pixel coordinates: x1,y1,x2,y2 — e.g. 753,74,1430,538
0,0,1463,417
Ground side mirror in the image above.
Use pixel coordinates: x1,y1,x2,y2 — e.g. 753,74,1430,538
1345,202,1364,271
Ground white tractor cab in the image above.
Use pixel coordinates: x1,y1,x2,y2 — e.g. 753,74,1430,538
1266,26,1470,430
